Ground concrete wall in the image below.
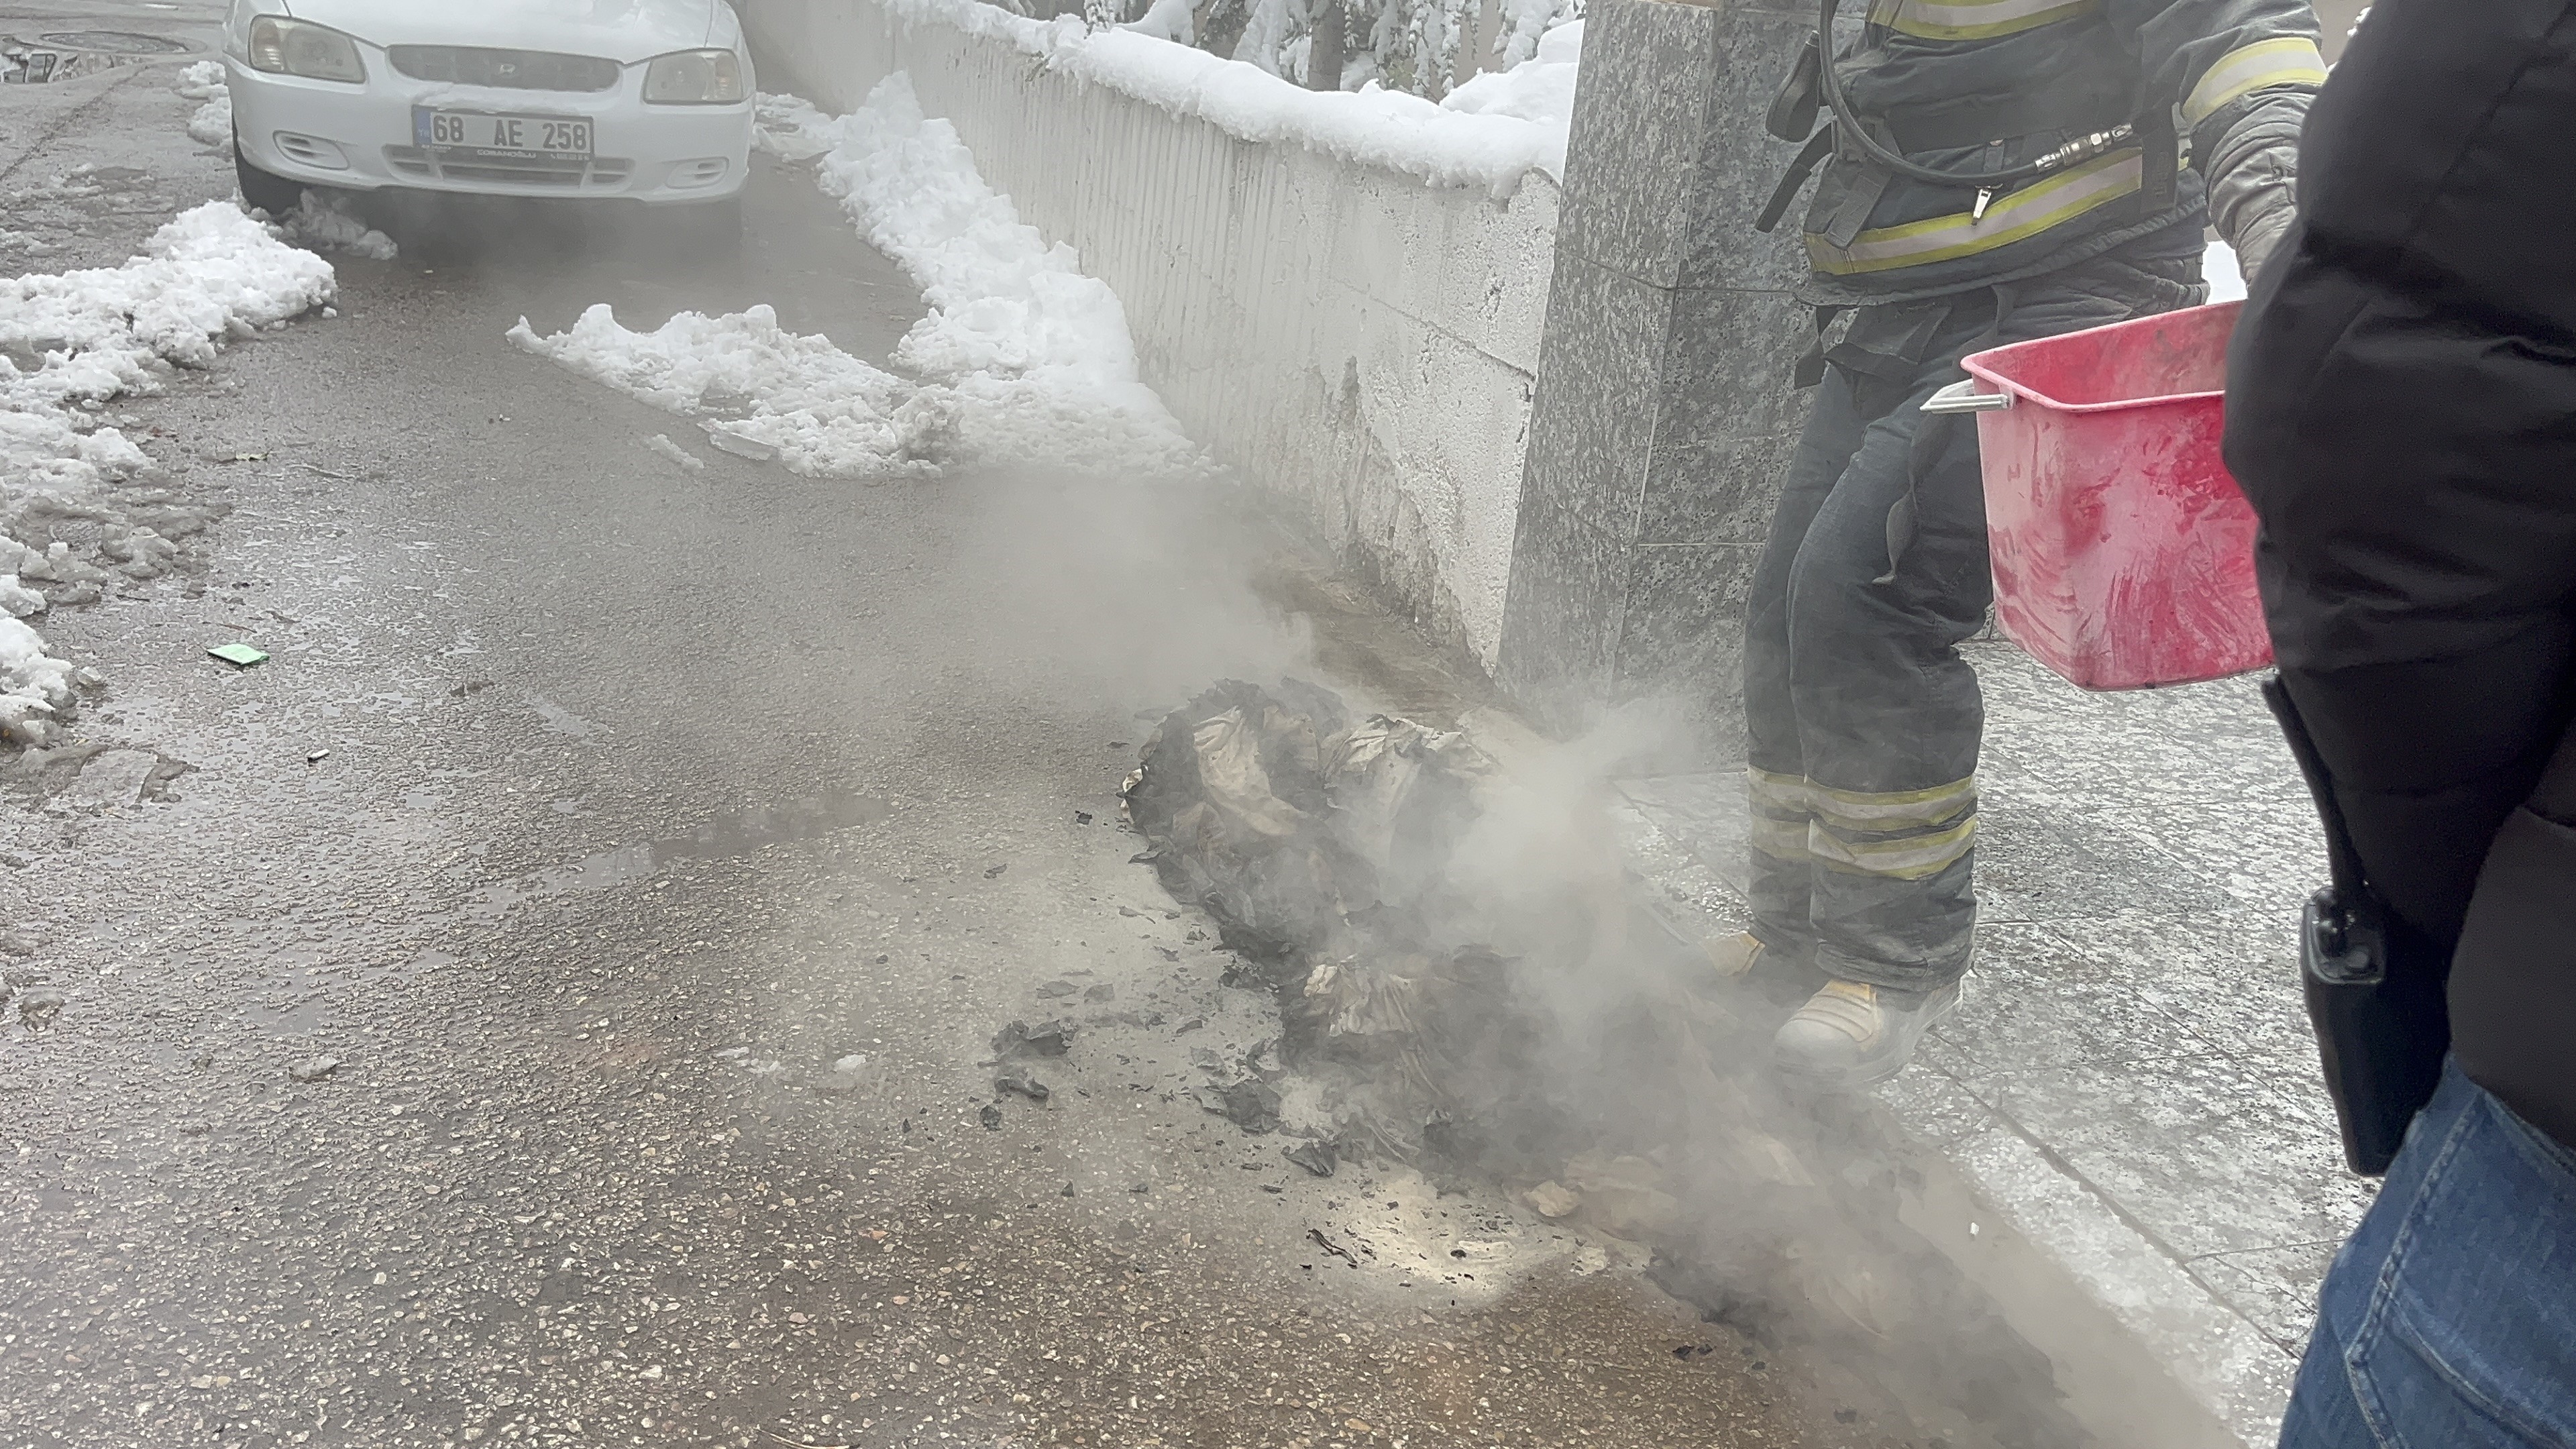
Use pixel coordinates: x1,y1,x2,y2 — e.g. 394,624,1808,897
745,0,1560,674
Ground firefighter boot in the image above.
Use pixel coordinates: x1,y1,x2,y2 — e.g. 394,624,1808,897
1698,932,1829,1012
1772,977,1962,1089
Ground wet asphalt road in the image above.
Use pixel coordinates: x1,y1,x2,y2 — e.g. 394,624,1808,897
0,21,1901,1449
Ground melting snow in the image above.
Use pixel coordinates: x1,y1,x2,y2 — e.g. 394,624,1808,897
180,61,399,260
643,433,708,474
279,194,400,262
511,305,950,479
775,77,1202,476
519,74,1203,481
0,202,336,745
176,59,231,149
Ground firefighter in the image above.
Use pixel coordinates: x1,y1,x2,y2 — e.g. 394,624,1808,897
1716,0,2325,1087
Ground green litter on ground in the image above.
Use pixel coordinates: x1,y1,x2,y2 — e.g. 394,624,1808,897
207,643,269,668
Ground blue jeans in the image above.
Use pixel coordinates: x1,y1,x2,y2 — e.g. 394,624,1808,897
2279,1059,2576,1448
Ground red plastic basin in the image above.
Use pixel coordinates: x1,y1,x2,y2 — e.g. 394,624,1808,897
1956,300,2271,691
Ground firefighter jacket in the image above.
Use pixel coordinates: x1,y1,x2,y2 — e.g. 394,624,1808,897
2226,0,2576,1153
1782,0,2325,303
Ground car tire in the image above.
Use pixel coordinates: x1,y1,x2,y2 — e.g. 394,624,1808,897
233,140,303,219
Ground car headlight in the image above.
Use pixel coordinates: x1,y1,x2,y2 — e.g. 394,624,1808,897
246,15,366,82
643,49,745,104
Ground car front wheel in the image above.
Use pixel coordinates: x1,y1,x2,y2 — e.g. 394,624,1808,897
233,140,303,219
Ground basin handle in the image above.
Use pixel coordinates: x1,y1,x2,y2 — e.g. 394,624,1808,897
1922,379,2013,413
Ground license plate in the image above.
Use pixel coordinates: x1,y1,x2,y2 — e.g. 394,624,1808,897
414,109,592,157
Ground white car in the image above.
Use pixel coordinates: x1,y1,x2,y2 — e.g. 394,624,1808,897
223,0,753,230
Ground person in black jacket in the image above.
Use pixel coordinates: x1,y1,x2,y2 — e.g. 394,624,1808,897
2223,1,2576,1442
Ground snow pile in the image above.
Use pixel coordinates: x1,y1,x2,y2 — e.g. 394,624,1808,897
3,203,335,407
508,305,951,478
277,193,400,262
0,201,337,745
0,616,77,744
644,433,707,473
751,93,834,161
176,59,231,148
1438,17,1580,171
775,79,1203,475
875,0,1569,193
526,78,1201,480
181,62,400,259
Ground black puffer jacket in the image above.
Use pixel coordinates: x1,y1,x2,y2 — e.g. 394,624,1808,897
2225,0,2576,1150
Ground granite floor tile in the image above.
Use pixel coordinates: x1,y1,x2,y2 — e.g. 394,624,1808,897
1930,923,2221,1075
1617,773,1752,895
1618,770,1747,830
1872,1061,2006,1151
2189,1239,2345,1356
1976,643,2300,815
1611,799,1751,924
2081,797,2327,916
1966,1055,2378,1260
1972,805,2213,923
2048,912,2318,1067
1974,640,2286,747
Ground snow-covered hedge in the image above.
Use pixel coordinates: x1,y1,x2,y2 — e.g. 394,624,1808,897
867,0,1579,194
1014,0,1576,101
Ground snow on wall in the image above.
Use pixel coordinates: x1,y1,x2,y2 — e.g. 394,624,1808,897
745,0,1559,671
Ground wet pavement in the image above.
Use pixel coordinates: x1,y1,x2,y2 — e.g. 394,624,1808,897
0,19,1904,1449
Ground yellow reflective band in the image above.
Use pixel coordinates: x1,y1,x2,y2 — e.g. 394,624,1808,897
1874,0,2099,41
2182,36,2328,127
1750,816,1815,862
1808,775,1978,831
1808,817,1978,880
1808,150,2143,276
1748,767,1811,814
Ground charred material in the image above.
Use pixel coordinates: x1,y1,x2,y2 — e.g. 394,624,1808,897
1126,679,2096,1449
1126,680,1546,1161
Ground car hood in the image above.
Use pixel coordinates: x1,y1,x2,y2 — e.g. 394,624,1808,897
280,0,723,63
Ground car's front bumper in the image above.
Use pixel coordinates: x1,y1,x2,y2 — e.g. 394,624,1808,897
227,60,751,205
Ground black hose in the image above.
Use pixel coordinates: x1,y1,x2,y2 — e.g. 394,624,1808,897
1816,0,2129,193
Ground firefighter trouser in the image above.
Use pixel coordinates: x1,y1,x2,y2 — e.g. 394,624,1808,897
1745,252,2206,992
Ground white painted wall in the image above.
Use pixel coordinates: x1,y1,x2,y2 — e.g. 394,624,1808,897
745,0,1558,670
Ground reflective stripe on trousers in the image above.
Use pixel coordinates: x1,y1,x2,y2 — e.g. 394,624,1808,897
1741,247,2204,991
1750,769,1980,881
